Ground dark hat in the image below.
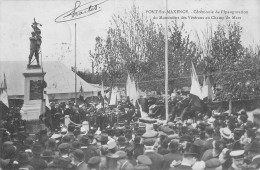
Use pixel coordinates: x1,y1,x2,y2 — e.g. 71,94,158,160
190,129,200,136
179,135,193,142
134,136,141,144
58,143,70,151
137,155,152,165
70,140,81,150
88,156,101,165
169,140,179,150
97,134,109,143
3,144,16,156
117,136,126,145
198,122,208,129
136,128,146,136
143,138,156,146
62,135,71,143
87,132,94,138
205,126,214,135
32,144,43,154
184,144,200,159
114,151,127,159
239,115,248,123
160,126,174,135
72,149,85,161
229,150,245,159
18,152,30,164
47,138,56,150
245,141,260,153
246,129,256,138
80,135,89,146
125,133,132,140
23,137,35,147
41,149,54,158
245,121,254,129
153,123,160,131
125,145,134,154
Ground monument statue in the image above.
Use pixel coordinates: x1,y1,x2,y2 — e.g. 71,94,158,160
28,18,42,65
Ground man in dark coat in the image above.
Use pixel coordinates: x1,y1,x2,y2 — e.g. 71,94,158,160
45,143,75,170
29,144,47,170
143,139,164,170
202,126,215,152
162,140,183,170
79,135,99,163
170,144,199,170
70,149,88,170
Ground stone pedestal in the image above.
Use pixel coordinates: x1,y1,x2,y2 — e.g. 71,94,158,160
21,65,46,133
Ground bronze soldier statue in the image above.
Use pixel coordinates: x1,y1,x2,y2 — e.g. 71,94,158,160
28,18,42,65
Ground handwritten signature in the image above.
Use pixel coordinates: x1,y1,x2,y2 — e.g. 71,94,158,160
55,0,108,23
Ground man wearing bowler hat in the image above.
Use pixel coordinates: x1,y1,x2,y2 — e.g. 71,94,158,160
134,155,152,170
17,152,34,170
162,140,182,170
143,138,164,170
70,149,88,170
29,144,47,170
114,151,133,170
170,144,200,170
80,135,99,163
88,156,101,170
45,143,75,170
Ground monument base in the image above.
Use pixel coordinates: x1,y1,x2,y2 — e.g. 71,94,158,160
21,101,42,120
21,64,46,124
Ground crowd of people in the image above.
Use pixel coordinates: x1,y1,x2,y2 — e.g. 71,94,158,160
1,95,260,170
43,97,141,132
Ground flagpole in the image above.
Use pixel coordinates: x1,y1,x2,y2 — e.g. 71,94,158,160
165,0,169,122
75,23,77,105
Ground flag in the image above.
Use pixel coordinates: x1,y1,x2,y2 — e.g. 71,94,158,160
126,74,131,96
126,73,139,104
44,90,51,109
0,73,9,108
109,87,117,105
190,63,202,99
189,63,203,111
201,76,214,100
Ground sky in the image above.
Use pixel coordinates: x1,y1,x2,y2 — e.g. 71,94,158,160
0,0,259,71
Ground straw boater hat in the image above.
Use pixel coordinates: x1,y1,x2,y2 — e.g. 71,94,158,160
229,150,245,160
220,128,233,139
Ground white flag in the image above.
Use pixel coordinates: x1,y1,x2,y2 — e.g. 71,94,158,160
190,63,203,100
0,73,9,107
